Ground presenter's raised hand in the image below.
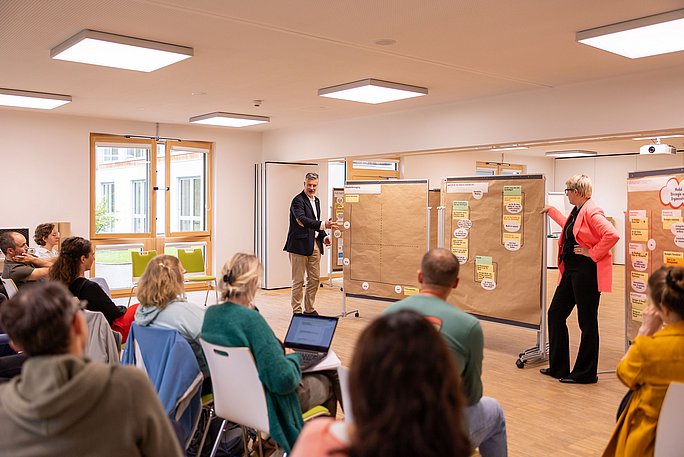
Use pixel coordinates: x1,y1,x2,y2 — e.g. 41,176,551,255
325,218,338,230
540,206,551,214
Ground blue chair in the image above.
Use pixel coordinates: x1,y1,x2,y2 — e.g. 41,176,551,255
122,324,204,449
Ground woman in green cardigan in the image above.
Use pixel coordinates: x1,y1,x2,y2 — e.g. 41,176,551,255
201,253,336,452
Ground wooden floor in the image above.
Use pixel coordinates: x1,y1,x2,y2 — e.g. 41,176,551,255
185,266,628,457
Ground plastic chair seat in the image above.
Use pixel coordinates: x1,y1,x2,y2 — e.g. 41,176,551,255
187,275,216,282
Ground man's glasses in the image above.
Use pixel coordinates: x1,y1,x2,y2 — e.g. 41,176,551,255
564,188,576,194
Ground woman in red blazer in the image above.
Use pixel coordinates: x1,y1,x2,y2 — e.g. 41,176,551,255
540,175,619,384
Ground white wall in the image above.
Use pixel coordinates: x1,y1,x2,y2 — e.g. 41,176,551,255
262,65,684,162
0,109,262,273
401,150,554,189
553,154,684,264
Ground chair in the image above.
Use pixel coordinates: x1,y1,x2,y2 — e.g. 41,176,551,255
90,276,111,297
123,324,205,449
337,365,353,423
655,382,684,457
127,250,157,305
200,341,270,457
1,278,18,299
83,310,120,364
177,248,217,306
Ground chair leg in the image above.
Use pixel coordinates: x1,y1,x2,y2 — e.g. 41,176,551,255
257,433,264,457
209,419,227,457
214,280,218,305
196,407,214,456
127,285,135,307
242,426,249,457
204,284,210,306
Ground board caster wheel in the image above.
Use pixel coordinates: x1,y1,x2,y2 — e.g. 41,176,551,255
516,358,525,369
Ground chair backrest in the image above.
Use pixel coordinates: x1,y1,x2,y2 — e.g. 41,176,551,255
200,339,270,433
1,278,18,298
123,324,204,449
83,310,120,365
655,382,684,457
90,276,111,297
337,366,353,423
131,250,157,281
177,248,206,275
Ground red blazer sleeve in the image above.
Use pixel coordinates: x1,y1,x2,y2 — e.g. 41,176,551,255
547,206,567,228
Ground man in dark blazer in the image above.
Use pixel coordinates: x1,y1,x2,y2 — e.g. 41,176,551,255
284,172,336,314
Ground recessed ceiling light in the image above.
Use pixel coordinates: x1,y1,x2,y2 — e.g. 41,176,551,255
490,146,528,151
545,150,598,158
318,78,427,104
632,134,684,140
0,88,71,110
374,39,397,46
51,29,193,72
189,112,270,128
577,9,684,58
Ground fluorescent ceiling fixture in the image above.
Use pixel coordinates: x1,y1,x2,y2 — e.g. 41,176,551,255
189,112,270,128
577,9,684,58
632,134,684,140
545,150,598,158
0,88,71,110
318,78,427,104
490,146,528,151
51,29,193,72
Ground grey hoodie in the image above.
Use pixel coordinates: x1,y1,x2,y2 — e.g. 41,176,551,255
0,354,183,457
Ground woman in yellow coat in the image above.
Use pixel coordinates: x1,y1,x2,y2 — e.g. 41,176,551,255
603,266,684,457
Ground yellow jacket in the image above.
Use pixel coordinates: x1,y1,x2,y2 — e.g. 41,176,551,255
603,321,684,457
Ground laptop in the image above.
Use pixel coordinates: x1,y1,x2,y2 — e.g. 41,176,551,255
284,314,339,370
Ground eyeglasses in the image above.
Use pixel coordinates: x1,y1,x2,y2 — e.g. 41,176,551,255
564,188,576,194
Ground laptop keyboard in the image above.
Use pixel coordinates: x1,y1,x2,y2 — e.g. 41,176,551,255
298,351,325,370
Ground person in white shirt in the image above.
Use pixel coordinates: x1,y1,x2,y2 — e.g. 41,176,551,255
33,223,60,258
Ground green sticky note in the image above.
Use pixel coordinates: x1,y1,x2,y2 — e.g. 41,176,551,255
503,185,522,196
452,201,469,211
475,255,492,265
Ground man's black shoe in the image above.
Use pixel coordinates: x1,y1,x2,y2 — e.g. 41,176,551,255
559,376,598,384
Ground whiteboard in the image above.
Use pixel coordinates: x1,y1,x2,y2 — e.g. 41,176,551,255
547,192,570,235
257,162,318,289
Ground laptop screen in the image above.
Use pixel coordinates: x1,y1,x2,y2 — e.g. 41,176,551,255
284,314,338,352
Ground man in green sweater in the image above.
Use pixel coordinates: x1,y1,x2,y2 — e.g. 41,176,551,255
0,282,183,457
383,248,508,457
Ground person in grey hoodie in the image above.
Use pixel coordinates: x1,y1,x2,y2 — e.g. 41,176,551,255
0,281,183,457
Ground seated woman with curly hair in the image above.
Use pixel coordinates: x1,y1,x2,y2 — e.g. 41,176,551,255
49,237,137,341
33,223,60,259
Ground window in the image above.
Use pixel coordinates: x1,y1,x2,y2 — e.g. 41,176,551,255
131,180,147,233
102,148,118,163
99,182,116,232
178,176,201,231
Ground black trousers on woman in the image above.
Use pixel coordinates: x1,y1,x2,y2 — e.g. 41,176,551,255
547,255,601,381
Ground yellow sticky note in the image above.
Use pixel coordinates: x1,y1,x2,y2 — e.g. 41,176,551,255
475,263,495,281
452,210,469,220
630,229,648,242
345,194,359,203
630,292,647,322
403,286,419,296
451,238,468,250
630,217,648,229
663,217,683,230
664,251,684,267
502,232,522,251
503,195,523,214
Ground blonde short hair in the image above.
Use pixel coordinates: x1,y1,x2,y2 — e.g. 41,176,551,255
137,255,185,309
565,174,593,198
218,253,262,307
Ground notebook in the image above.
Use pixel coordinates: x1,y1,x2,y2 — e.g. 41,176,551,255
284,314,339,370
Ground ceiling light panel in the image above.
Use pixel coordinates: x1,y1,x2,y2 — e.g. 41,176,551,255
0,88,71,110
318,79,427,104
189,112,270,128
545,150,598,158
51,30,193,72
577,9,684,58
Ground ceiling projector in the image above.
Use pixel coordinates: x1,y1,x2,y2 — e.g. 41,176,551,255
640,143,677,155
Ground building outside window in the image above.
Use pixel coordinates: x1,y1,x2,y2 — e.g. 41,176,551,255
178,176,201,231
132,179,147,233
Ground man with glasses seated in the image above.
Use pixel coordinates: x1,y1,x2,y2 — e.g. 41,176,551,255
0,282,183,456
0,232,54,290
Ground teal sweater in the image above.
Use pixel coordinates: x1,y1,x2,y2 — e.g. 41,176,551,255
201,302,303,451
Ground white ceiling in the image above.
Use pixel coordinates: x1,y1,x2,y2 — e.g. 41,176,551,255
2,0,684,154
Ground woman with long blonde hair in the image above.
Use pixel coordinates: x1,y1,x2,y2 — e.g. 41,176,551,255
201,253,338,453
134,254,207,377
